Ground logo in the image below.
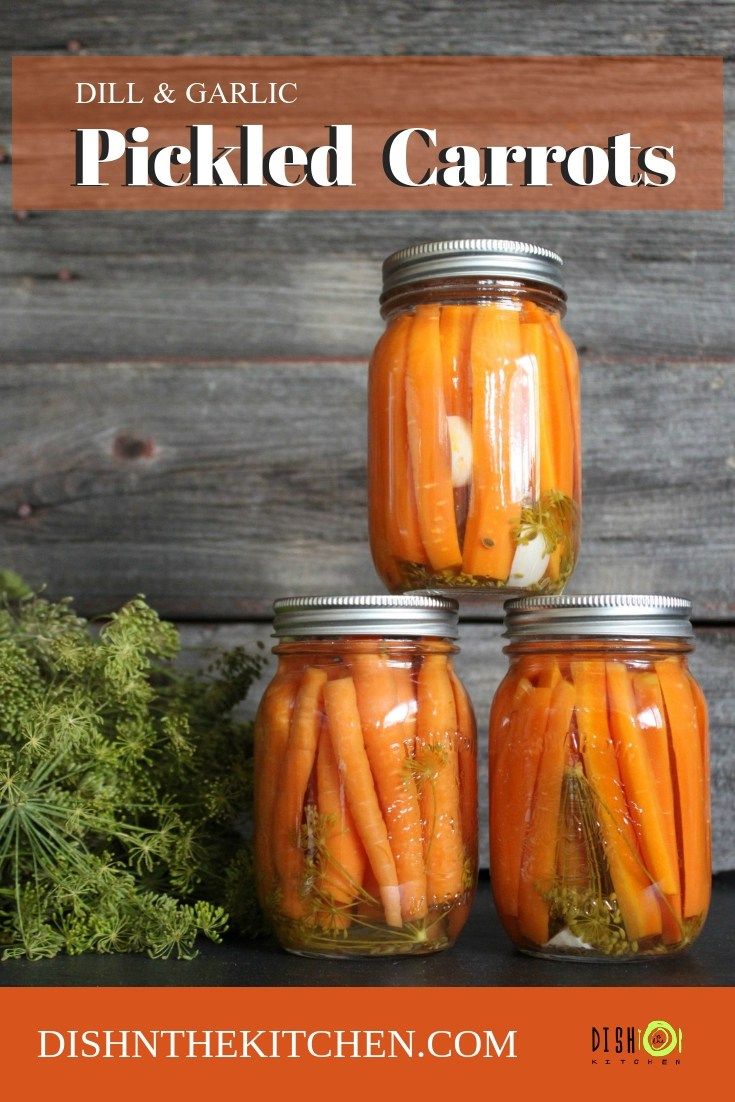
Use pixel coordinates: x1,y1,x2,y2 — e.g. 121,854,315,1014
591,1020,683,1066
641,1021,682,1058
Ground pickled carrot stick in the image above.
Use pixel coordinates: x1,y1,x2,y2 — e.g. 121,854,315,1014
490,685,551,919
406,305,462,571
392,661,418,753
416,654,465,904
352,653,428,919
273,667,328,918
462,303,523,579
489,674,533,788
368,317,412,588
518,679,576,944
440,305,474,418
324,676,402,927
633,670,683,940
655,659,710,918
689,677,712,862
550,315,582,503
571,660,661,940
536,660,562,691
253,673,299,905
315,723,366,910
606,663,679,897
368,321,407,595
543,325,575,499
521,320,555,497
690,676,710,777
440,305,475,538
448,666,478,865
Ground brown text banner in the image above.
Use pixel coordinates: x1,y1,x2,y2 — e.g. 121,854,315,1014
12,56,723,211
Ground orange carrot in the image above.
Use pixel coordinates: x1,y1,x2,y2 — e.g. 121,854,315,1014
382,314,426,571
607,662,680,912
521,319,555,498
440,305,474,419
440,304,474,539
571,660,661,940
392,660,418,752
537,660,562,691
490,685,551,919
315,723,366,913
448,666,478,870
633,670,683,941
543,324,575,499
352,653,428,919
489,674,533,789
416,654,465,905
550,315,582,503
462,303,523,579
324,676,402,927
368,317,412,588
406,304,462,571
689,676,712,861
690,676,710,778
656,659,710,918
253,673,299,907
518,679,576,944
273,667,327,919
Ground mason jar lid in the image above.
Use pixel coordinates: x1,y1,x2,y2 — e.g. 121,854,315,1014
273,594,460,639
504,594,694,641
381,238,564,296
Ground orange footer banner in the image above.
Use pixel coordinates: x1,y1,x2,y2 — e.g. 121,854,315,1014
1,985,730,1099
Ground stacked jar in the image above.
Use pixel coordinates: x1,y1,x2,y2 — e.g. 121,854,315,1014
490,595,710,961
254,594,477,957
252,239,711,962
368,239,581,595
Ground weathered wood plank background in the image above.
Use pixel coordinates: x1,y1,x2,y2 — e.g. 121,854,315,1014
2,1,733,869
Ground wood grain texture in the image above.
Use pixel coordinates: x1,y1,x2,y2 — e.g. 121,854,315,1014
1,208,734,362
174,620,735,873
4,1,735,56
2,4,732,359
0,358,732,618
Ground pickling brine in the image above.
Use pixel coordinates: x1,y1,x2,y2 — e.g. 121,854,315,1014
254,595,478,957
369,239,581,595
490,595,711,961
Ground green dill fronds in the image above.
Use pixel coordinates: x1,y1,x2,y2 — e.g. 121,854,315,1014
0,580,267,961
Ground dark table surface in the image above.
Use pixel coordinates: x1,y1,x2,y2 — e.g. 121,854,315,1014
2,875,733,988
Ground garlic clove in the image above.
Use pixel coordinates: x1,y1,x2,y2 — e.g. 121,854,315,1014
508,532,551,587
545,927,594,951
447,415,473,488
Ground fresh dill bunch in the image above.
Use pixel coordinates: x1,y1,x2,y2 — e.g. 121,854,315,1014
0,572,267,961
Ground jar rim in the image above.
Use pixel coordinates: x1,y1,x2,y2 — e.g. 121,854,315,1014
503,593,694,641
382,238,564,295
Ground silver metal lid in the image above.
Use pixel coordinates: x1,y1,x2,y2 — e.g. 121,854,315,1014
272,594,459,639
504,594,693,641
382,238,564,295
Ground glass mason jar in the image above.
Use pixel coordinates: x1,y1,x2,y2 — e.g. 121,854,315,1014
368,238,581,596
254,594,478,957
489,595,710,961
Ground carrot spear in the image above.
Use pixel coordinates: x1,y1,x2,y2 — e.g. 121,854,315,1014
324,676,403,927
352,653,428,920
